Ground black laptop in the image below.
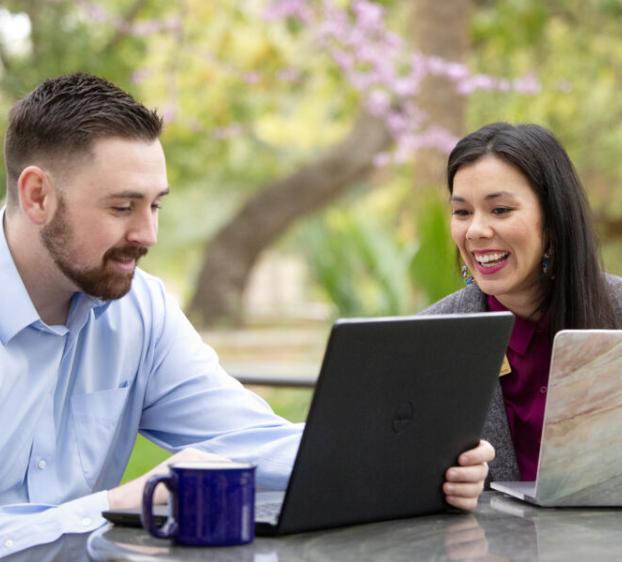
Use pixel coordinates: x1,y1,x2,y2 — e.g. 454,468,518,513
103,312,514,535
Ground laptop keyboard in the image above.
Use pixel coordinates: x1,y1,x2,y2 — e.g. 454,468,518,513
255,500,282,523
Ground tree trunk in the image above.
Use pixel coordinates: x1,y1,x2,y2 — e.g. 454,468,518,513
595,214,622,241
412,0,472,190
189,112,392,326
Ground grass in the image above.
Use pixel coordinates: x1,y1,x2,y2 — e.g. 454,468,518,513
122,435,171,482
121,386,313,482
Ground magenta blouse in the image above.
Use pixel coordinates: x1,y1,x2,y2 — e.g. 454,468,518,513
486,295,553,481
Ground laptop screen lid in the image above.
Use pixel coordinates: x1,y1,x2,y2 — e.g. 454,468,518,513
268,312,513,535
533,329,622,506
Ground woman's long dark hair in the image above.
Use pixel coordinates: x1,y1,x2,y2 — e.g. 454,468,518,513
447,122,618,336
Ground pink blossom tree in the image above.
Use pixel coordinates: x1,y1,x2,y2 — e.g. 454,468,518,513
189,0,538,324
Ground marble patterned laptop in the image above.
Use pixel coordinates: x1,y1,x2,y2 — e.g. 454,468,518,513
492,330,622,506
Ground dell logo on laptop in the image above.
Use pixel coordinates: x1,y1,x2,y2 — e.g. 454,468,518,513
392,401,414,433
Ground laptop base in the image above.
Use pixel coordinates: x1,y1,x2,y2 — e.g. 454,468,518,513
491,481,539,505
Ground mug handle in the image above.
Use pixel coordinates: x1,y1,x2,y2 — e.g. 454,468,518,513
141,474,178,539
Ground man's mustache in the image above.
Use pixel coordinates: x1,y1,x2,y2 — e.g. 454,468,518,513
104,245,148,263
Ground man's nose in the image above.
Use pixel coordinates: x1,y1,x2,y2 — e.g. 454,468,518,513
127,212,158,247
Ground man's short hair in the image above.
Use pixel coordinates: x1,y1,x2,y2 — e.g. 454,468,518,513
4,72,163,208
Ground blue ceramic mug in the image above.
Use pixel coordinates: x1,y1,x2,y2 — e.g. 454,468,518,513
142,461,256,546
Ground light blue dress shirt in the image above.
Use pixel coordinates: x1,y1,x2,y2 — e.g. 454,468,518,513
0,209,303,555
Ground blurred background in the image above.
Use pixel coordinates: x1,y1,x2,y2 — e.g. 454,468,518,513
1,0,622,477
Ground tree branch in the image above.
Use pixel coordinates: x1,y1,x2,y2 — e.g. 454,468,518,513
189,111,393,326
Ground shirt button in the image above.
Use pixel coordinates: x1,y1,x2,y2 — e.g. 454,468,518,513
37,459,47,470
4,539,14,548
81,517,92,527
540,386,547,394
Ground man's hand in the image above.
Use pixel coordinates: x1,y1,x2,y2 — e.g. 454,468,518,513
107,447,231,510
443,440,494,511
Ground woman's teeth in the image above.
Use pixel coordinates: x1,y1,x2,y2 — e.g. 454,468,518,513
475,252,509,267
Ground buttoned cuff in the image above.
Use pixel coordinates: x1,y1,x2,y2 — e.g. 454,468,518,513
0,491,109,556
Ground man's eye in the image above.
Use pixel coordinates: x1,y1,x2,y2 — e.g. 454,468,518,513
112,206,131,213
151,203,162,211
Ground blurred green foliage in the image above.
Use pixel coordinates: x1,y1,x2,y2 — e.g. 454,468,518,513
2,0,622,307
301,203,412,317
470,0,622,221
409,192,463,307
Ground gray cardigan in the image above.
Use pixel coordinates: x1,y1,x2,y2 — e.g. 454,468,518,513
421,275,622,484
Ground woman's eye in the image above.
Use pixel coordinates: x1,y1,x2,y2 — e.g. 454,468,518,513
451,209,470,217
492,207,512,215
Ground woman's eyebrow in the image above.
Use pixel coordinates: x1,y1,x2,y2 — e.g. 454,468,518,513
484,191,514,200
450,191,515,203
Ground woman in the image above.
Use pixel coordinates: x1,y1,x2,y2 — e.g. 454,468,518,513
425,122,622,484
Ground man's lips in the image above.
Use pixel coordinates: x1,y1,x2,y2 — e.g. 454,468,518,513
105,246,148,272
109,257,136,273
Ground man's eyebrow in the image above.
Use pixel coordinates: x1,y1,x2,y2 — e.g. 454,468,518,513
104,188,170,200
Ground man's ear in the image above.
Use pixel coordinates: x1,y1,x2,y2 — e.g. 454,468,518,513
17,165,56,225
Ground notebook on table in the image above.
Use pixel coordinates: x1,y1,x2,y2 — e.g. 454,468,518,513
103,312,514,535
491,330,622,507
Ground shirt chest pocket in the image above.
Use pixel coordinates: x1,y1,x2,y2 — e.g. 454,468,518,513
71,387,130,489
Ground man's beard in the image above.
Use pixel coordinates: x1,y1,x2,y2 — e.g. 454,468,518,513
40,197,147,300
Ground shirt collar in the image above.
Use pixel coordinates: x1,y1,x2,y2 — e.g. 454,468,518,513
0,208,110,344
486,294,549,356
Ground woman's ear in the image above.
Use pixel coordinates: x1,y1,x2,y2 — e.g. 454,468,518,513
17,166,55,225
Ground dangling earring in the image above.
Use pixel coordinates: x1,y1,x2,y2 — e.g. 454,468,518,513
461,264,474,286
542,252,552,276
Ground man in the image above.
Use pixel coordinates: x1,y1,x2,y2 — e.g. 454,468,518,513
0,73,492,552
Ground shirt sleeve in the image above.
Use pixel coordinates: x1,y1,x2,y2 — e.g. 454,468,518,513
138,281,303,490
0,491,109,556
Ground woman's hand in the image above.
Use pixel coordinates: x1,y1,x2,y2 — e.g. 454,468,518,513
443,440,495,511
